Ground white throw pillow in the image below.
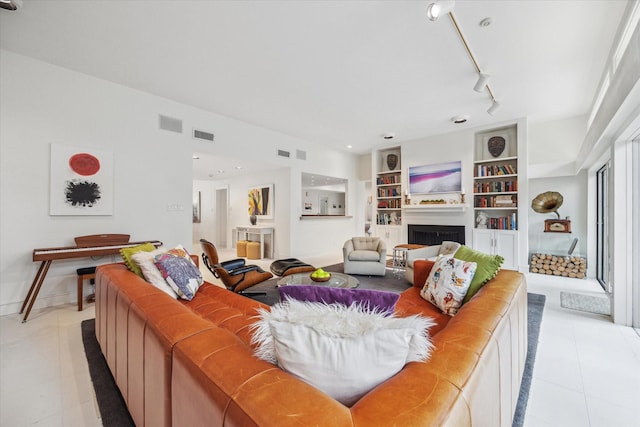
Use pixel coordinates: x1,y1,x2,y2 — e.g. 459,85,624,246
131,248,179,298
251,299,434,406
420,255,477,316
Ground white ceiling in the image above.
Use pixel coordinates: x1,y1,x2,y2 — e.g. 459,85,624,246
0,0,630,180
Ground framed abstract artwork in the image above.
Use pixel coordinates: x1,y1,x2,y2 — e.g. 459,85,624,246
248,184,273,219
50,144,114,215
408,161,462,195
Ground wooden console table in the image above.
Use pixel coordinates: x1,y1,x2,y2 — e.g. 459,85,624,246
21,240,162,322
235,226,274,259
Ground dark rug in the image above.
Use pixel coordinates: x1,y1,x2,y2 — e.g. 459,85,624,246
513,292,546,427
81,320,135,427
81,264,544,426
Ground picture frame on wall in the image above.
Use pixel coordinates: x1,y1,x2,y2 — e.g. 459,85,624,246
49,144,114,216
248,184,274,219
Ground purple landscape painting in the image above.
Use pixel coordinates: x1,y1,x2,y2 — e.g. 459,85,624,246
409,161,462,195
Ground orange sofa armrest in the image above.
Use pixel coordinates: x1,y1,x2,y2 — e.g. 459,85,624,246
413,260,435,288
190,254,199,267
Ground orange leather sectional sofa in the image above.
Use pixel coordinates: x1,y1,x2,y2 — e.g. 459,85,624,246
95,258,527,426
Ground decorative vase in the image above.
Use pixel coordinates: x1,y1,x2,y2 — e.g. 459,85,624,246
386,154,398,170
249,214,257,225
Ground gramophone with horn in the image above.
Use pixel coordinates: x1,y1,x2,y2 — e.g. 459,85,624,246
531,191,572,233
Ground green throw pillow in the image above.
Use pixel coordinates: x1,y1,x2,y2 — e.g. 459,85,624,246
454,245,504,304
120,243,157,278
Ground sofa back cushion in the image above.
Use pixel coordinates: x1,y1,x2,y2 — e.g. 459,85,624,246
352,237,380,251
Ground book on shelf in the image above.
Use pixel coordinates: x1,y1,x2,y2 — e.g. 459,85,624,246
474,180,518,193
376,175,400,185
475,164,517,177
485,212,517,230
377,187,400,197
474,195,517,208
376,212,401,225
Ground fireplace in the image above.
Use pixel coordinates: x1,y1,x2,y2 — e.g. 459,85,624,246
408,224,465,245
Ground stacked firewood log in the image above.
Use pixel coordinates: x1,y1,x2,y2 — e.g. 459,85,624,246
529,253,587,279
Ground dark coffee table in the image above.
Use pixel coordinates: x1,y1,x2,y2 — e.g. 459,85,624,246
276,272,359,289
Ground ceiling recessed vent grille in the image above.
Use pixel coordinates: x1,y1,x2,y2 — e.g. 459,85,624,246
277,149,290,158
159,115,183,133
296,149,307,160
193,129,214,142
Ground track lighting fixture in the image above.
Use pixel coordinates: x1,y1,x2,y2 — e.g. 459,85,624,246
473,73,490,92
427,3,502,116
0,0,22,11
426,1,455,22
487,100,502,116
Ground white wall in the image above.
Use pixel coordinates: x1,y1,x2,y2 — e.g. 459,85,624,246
528,116,588,168
301,190,345,215
401,131,475,246
0,50,361,315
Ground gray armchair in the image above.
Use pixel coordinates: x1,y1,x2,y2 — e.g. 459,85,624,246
404,241,462,284
343,237,387,276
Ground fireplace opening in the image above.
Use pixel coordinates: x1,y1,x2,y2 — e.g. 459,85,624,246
408,225,465,245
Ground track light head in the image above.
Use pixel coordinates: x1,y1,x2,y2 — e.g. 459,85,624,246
473,73,490,92
487,100,502,116
426,1,455,21
0,0,22,11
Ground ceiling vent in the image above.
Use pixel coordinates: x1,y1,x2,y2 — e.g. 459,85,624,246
193,129,214,142
277,149,290,158
159,114,183,133
296,149,307,160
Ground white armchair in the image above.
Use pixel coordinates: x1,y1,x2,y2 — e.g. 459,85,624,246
343,237,387,276
404,241,462,284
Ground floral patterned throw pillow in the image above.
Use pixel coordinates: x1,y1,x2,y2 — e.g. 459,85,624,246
420,255,477,316
154,246,203,300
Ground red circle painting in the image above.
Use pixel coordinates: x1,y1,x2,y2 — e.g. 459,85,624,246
69,153,100,176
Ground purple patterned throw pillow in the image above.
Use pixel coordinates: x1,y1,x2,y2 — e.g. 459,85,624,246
154,253,203,300
278,286,400,315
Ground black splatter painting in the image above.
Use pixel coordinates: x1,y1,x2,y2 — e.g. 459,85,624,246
65,180,101,207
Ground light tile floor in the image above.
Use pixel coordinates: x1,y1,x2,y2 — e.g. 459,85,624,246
1,248,638,426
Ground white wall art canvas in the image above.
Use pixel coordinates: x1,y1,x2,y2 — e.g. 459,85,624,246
408,161,462,195
50,144,114,215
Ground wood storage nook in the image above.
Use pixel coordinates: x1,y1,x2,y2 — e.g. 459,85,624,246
529,253,587,279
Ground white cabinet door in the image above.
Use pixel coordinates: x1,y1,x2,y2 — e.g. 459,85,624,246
472,229,518,270
472,229,494,255
375,225,402,250
494,230,518,270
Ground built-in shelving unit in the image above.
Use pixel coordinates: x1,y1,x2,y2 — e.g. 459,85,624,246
472,124,520,270
375,147,402,226
372,146,403,249
473,126,518,230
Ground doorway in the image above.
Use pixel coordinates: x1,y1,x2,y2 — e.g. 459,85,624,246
319,196,328,215
216,187,228,248
596,162,610,292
